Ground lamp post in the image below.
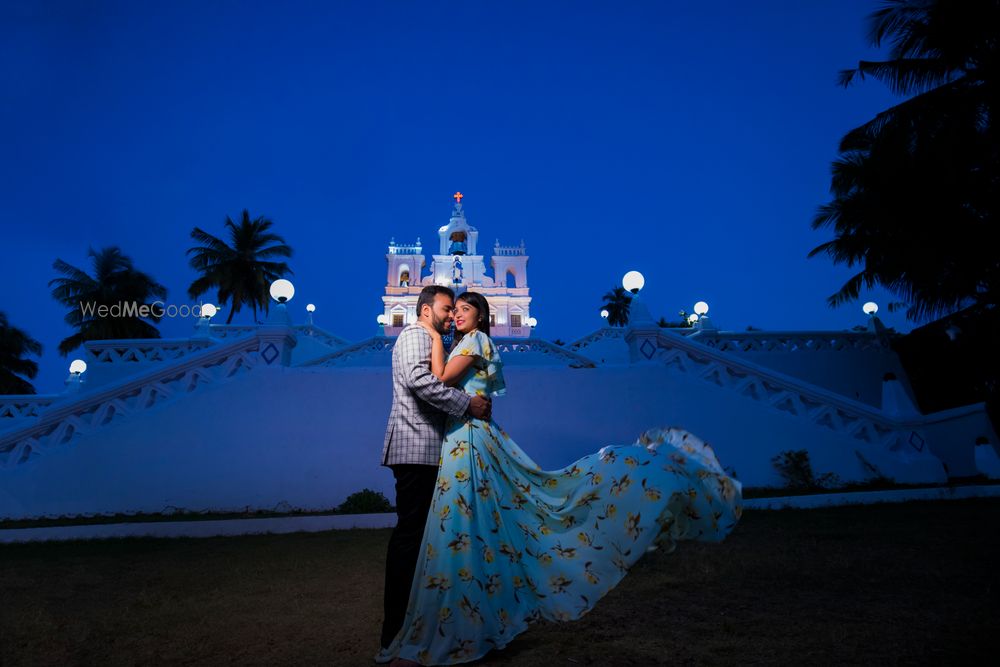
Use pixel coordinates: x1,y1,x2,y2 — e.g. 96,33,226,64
622,270,658,363
194,302,217,338
377,314,387,336
267,279,295,325
863,301,887,335
65,359,87,393
693,300,714,330
306,303,316,327
622,270,653,325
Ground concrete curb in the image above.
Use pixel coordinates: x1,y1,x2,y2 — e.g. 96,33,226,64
0,512,397,544
3,485,999,543
742,483,1000,510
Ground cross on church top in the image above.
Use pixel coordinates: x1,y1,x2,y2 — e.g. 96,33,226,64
453,192,463,204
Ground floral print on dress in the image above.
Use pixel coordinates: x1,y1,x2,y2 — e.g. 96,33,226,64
377,331,742,665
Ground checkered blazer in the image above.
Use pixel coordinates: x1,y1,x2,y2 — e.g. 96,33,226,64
381,324,472,467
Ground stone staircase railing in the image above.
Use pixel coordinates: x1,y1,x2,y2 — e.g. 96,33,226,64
84,338,217,366
648,329,975,452
293,324,351,348
304,336,598,368
689,329,892,353
568,327,626,353
0,334,272,468
208,325,259,340
0,396,62,421
303,336,396,367
491,338,596,367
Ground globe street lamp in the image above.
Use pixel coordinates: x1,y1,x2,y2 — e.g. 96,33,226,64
622,270,645,294
269,279,295,303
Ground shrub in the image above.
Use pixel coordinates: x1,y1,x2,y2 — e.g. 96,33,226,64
770,450,839,490
337,489,393,514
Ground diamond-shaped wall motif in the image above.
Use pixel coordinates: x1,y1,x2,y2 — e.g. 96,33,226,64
260,342,279,365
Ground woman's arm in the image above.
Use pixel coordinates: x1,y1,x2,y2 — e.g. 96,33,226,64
417,322,476,386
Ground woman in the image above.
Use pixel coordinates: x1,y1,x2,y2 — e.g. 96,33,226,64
377,291,742,665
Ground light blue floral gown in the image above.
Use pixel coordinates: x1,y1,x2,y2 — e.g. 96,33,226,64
377,330,743,665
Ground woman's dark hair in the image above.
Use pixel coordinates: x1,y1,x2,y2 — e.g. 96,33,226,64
456,291,491,337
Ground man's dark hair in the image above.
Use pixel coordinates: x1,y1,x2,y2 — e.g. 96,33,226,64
416,285,455,318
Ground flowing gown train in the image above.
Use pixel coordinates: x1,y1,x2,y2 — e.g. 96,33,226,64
376,330,742,665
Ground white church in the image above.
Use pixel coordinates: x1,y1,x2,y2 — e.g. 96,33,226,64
380,193,533,337
1,195,998,523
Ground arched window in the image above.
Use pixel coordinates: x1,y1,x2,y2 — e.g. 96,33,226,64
399,270,410,287
505,269,517,289
448,231,468,255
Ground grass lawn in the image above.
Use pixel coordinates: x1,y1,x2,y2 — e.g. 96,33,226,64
2,498,997,666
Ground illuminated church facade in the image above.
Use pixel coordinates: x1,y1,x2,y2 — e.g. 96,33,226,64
380,193,533,337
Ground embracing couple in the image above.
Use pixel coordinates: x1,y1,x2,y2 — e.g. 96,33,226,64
376,286,743,666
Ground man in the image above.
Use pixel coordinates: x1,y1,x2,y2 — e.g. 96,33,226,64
377,285,491,665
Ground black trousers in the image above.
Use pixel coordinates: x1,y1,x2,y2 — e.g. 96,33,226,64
380,463,439,649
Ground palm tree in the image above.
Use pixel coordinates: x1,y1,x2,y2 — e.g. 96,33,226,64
0,312,42,394
49,247,168,356
187,210,293,324
600,287,632,327
810,0,999,322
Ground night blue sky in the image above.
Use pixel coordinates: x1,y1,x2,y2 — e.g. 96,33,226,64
3,0,906,392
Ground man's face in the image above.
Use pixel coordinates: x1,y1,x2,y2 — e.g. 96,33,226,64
425,293,455,334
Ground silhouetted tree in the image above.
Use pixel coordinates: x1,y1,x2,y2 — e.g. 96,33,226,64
0,312,42,394
187,210,294,324
49,246,167,355
810,0,999,322
600,287,632,327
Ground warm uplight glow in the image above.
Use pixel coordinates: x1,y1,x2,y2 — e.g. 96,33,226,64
693,301,709,316
863,301,878,315
306,303,316,313
69,359,87,374
622,270,645,294
200,303,217,318
269,279,295,303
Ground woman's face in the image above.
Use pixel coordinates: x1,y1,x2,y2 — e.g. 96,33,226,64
453,300,480,334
